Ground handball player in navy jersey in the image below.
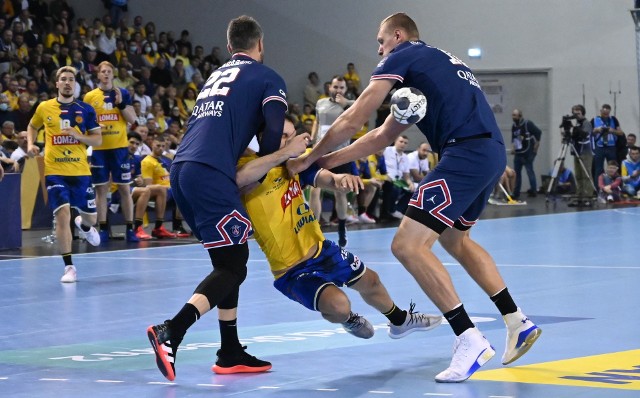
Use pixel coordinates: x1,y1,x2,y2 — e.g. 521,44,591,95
147,15,303,380
288,13,541,383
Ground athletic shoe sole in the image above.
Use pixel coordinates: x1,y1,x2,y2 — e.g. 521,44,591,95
502,327,542,365
147,326,176,381
211,363,272,375
435,345,495,383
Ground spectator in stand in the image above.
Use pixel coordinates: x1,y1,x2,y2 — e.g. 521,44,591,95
407,142,432,183
10,95,34,131
626,133,637,158
113,65,136,89
343,62,361,91
203,45,223,69
175,30,192,57
10,130,29,163
177,87,196,122
131,99,147,126
170,58,187,93
304,71,322,108
133,123,152,156
150,57,171,87
299,103,315,124
598,160,622,203
621,146,640,198
133,81,152,115
45,23,65,49
3,78,20,110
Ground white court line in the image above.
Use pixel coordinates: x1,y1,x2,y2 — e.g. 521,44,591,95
96,379,124,383
369,391,394,394
147,381,176,385
489,396,514,398
0,377,8,380
197,384,224,387
258,386,280,389
365,261,640,270
39,378,68,381
424,394,453,396
316,388,338,391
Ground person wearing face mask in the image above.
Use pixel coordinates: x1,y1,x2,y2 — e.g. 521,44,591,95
142,43,160,68
0,93,12,126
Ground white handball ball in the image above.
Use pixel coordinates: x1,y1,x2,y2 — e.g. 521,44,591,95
390,87,427,125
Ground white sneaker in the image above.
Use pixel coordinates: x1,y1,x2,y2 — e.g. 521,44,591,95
74,216,101,246
357,213,376,224
435,327,495,383
388,302,442,339
345,214,360,224
502,308,541,365
390,210,404,219
60,265,77,283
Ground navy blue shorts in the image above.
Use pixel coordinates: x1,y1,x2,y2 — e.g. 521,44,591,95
91,148,132,185
170,161,251,247
273,240,366,311
405,138,506,234
45,175,96,214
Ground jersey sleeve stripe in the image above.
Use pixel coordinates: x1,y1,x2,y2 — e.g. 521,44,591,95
371,74,404,82
262,96,288,108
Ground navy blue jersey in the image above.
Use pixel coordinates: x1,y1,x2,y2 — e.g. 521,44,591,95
127,152,142,177
372,41,502,153
173,53,288,181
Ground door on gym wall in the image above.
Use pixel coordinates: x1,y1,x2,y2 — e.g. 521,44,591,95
476,70,551,192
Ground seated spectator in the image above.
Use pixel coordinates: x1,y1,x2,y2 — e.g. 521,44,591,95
299,103,315,124
124,132,154,240
141,135,190,238
177,87,196,122
133,81,152,114
131,100,148,126
343,62,361,91
133,123,152,156
554,163,576,195
490,166,516,203
354,155,383,224
598,160,622,203
0,140,20,172
383,135,415,218
407,142,431,183
621,146,640,198
113,66,137,89
10,130,28,163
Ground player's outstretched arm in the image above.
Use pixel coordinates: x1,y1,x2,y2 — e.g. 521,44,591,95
315,170,364,194
237,133,310,191
287,79,394,176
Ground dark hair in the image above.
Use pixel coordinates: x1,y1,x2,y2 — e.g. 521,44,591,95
128,131,142,142
607,160,618,167
308,72,318,80
602,104,612,110
572,104,585,114
628,133,637,138
629,145,639,152
227,15,262,53
331,75,346,83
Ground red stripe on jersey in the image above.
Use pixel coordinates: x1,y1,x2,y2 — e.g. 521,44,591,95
371,74,404,82
262,96,288,108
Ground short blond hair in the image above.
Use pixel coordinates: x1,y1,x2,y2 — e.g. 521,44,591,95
98,61,116,73
380,13,420,39
55,66,77,81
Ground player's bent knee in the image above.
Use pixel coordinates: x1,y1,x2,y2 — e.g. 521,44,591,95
318,286,351,319
208,243,249,284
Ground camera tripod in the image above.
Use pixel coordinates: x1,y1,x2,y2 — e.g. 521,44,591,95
545,138,597,203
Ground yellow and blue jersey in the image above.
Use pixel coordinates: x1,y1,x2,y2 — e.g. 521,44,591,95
238,154,323,277
84,87,132,150
30,98,100,177
141,154,171,186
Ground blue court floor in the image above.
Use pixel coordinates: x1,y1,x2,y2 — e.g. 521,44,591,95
0,208,638,397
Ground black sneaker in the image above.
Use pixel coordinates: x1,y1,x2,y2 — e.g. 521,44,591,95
211,346,272,374
147,320,182,381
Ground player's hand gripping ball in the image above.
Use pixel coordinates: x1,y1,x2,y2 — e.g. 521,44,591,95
390,87,427,124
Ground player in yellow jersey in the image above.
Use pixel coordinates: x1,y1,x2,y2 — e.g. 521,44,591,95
26,66,103,283
84,61,139,242
237,115,442,339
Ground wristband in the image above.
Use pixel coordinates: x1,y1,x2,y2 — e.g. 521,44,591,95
117,102,127,110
